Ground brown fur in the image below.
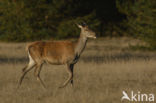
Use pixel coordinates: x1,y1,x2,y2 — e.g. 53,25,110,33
18,24,96,89
28,41,76,65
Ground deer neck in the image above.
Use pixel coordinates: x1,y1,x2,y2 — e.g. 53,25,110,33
75,32,87,56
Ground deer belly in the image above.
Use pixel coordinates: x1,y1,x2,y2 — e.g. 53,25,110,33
43,50,74,64
43,56,61,65
44,55,72,65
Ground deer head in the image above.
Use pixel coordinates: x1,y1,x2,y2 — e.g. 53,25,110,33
77,23,96,39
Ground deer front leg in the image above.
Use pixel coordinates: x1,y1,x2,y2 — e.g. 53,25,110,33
70,64,74,87
59,64,74,88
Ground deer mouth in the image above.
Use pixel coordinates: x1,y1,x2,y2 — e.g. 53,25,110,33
91,36,96,39
93,36,96,39
87,35,96,39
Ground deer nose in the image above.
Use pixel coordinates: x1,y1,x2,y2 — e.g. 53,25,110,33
93,36,96,39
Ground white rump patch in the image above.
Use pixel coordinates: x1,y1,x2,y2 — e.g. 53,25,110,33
28,51,35,66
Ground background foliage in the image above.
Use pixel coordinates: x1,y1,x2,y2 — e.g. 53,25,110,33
0,0,155,49
116,0,156,49
0,0,120,41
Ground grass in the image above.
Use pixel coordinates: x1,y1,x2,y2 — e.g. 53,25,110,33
0,37,156,103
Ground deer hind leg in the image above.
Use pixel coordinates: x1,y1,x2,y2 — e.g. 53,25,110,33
59,64,74,88
17,52,36,89
34,63,46,89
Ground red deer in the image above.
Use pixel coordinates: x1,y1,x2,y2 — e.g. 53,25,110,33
18,23,96,89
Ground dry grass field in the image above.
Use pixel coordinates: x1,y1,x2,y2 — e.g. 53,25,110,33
0,37,156,103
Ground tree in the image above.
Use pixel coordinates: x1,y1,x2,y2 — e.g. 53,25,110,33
116,0,156,48
0,0,122,42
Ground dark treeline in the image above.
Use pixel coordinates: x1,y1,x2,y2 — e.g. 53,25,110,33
0,0,156,48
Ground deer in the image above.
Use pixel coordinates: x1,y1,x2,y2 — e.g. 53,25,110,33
17,23,96,89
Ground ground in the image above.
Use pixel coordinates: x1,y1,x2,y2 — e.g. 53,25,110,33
0,37,156,103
